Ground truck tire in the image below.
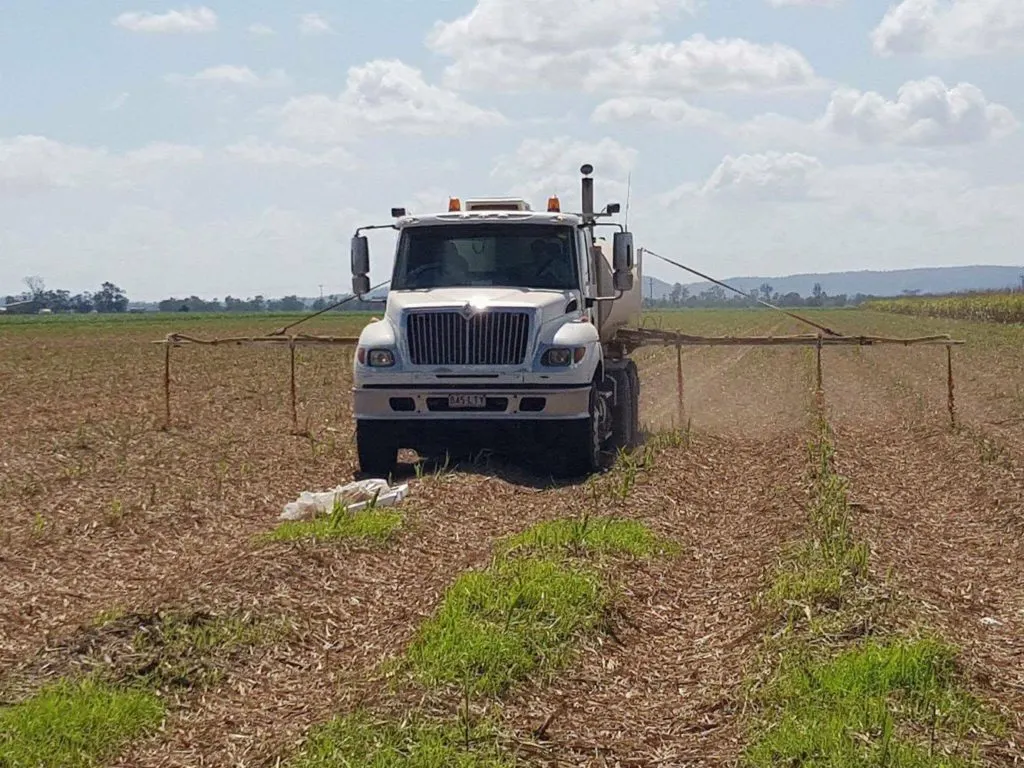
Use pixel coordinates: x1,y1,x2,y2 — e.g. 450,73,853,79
355,420,398,479
559,383,602,477
626,359,641,449
608,368,636,457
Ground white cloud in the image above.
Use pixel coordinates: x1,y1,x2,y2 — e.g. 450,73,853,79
247,23,275,37
0,136,202,195
429,0,818,93
224,138,354,169
689,151,824,202
591,96,727,128
430,0,696,54
105,92,131,111
586,36,821,95
595,77,1017,149
871,0,1024,57
165,65,291,88
123,143,204,166
821,77,1018,145
298,13,333,36
649,156,1024,278
0,136,109,192
767,0,842,6
276,59,505,143
113,6,218,33
491,137,637,206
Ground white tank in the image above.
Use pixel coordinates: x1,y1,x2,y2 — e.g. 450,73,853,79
593,237,643,343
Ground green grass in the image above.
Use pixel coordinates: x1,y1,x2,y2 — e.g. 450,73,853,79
764,423,868,617
0,677,165,768
286,710,515,768
88,609,293,690
0,309,374,337
130,611,285,658
746,637,1005,767
262,508,404,544
405,557,608,696
497,515,677,560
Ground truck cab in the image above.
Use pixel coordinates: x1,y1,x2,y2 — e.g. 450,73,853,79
348,165,642,478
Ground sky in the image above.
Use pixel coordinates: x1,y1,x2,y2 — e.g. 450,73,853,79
1,0,1023,301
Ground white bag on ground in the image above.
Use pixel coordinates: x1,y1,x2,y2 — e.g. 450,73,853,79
280,479,409,521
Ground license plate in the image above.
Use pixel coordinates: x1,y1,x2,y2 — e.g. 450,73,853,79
448,394,487,409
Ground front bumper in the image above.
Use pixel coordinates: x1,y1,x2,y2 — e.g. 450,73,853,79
353,384,591,420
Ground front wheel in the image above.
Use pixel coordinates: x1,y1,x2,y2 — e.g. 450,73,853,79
355,420,398,479
557,384,603,478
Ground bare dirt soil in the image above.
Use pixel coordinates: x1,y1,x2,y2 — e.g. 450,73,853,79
2,309,1022,766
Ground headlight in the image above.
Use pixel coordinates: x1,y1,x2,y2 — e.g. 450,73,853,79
366,349,395,367
542,347,586,366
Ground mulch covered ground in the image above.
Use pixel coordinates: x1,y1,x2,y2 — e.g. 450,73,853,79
3,310,1022,765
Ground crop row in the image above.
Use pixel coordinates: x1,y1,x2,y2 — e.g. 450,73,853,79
864,292,1024,324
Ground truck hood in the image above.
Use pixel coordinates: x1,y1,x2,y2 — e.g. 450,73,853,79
386,287,577,326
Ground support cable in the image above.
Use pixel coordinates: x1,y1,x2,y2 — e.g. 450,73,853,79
266,280,391,337
643,249,843,337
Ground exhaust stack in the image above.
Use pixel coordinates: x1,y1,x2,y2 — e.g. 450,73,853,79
580,163,594,221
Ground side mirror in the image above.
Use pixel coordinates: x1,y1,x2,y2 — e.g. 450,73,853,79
612,232,634,293
351,234,370,277
613,231,633,271
352,274,371,296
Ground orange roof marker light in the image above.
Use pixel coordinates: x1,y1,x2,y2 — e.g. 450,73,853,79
448,197,461,211
547,195,560,212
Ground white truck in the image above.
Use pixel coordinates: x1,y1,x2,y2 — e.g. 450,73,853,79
348,164,643,478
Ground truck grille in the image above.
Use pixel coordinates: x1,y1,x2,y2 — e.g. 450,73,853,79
406,310,531,366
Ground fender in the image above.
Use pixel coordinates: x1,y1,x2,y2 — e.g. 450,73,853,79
357,317,397,349
530,316,604,381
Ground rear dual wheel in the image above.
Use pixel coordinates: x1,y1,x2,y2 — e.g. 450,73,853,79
608,361,641,456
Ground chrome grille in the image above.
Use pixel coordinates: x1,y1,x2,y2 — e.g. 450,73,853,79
406,310,531,366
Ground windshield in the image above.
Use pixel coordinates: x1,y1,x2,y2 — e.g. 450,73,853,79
391,223,578,291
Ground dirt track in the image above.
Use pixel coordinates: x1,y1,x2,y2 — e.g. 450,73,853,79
3,309,1023,764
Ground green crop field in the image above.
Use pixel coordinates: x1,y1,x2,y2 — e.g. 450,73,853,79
865,292,1024,325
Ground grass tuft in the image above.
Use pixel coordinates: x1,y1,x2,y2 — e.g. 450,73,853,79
262,507,403,544
130,612,278,656
498,515,677,560
287,710,514,768
63,609,293,690
405,557,608,696
764,425,868,618
0,677,165,768
746,637,1005,767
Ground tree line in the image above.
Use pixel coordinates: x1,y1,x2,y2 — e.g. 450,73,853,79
643,281,881,309
12,274,952,315
156,294,383,312
7,277,129,313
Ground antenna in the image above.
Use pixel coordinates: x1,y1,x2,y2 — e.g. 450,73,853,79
624,172,632,230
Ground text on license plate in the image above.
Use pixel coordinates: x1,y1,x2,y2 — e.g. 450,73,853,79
448,394,487,409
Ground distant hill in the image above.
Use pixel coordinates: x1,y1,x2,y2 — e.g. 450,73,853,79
642,265,1024,301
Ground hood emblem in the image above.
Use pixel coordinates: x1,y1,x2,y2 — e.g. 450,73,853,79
459,303,475,319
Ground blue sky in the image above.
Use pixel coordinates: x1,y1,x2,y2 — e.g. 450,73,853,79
2,0,1022,301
